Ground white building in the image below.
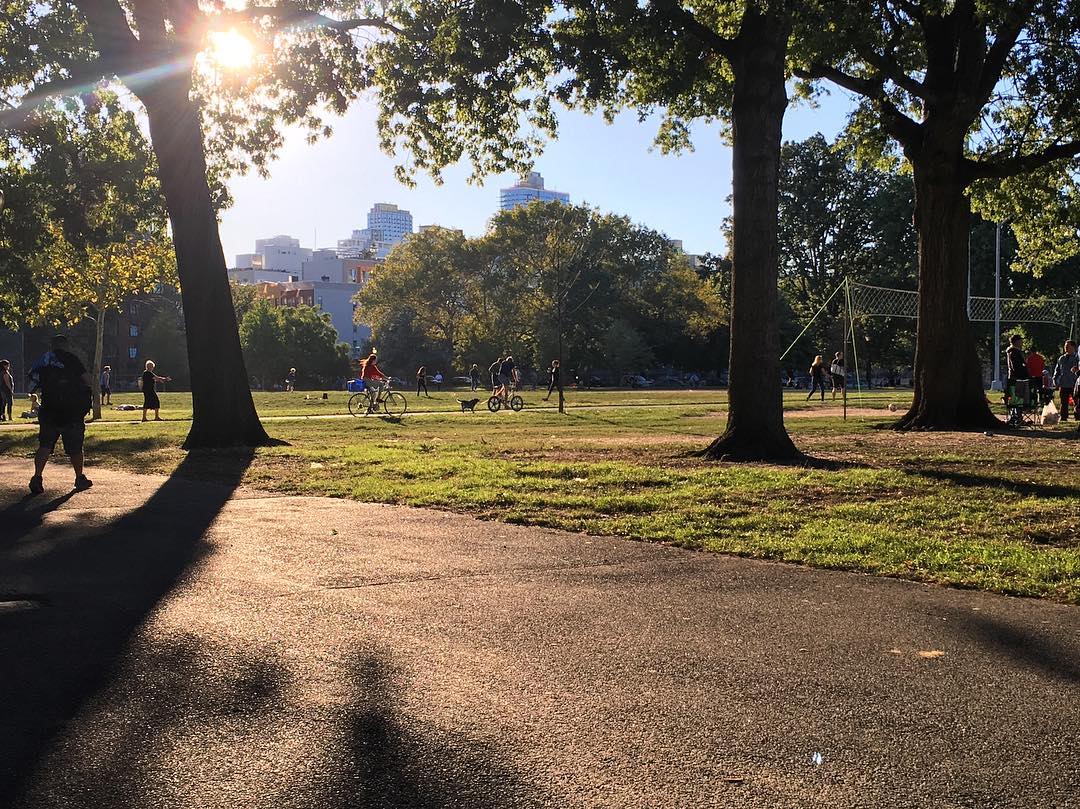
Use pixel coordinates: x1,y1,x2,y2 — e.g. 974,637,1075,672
337,203,414,260
231,235,312,283
499,172,569,211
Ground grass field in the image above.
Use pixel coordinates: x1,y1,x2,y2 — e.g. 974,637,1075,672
2,387,1078,604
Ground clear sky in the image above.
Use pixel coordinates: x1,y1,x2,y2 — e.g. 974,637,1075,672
218,91,857,264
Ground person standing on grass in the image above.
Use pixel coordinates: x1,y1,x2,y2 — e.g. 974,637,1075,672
488,356,502,393
544,359,561,401
285,367,297,392
26,334,93,494
1005,334,1029,426
829,352,845,399
99,365,112,406
0,359,13,421
141,360,172,422
469,363,480,391
1053,340,1077,422
807,355,827,402
416,366,429,397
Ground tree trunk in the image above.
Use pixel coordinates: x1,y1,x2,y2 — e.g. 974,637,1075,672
702,7,799,460
896,162,999,430
90,305,104,421
138,73,269,448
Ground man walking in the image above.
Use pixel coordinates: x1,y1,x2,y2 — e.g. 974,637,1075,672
1053,340,1078,422
27,334,93,494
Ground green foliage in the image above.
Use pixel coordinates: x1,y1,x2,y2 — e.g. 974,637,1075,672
356,202,724,376
801,0,1080,273
773,134,917,372
239,299,351,390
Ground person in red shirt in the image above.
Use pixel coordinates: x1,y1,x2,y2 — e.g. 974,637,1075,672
1026,348,1045,385
358,352,386,410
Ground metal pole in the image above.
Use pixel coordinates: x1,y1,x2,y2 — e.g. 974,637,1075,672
843,281,849,421
992,222,1002,391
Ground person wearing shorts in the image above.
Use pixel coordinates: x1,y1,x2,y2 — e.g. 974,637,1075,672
498,355,517,399
27,334,93,494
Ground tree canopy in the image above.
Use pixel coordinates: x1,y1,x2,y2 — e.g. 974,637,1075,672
356,203,722,380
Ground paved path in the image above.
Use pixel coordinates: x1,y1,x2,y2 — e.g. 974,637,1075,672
1,459,1077,808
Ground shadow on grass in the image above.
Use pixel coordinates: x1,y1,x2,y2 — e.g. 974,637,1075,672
908,467,1079,500
0,448,253,805
943,609,1080,685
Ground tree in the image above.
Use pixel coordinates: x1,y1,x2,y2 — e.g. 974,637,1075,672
11,93,176,420
239,300,350,390
774,134,918,376
798,0,1080,429
357,229,477,374
355,202,722,395
1,0,380,445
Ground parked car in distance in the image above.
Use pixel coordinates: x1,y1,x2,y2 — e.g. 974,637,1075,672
621,374,654,388
452,376,473,386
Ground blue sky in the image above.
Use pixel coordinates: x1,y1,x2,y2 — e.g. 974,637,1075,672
218,91,858,263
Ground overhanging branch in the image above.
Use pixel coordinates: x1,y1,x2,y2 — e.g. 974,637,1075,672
965,141,1080,180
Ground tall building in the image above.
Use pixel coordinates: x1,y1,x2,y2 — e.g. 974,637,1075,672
499,172,569,211
337,203,414,260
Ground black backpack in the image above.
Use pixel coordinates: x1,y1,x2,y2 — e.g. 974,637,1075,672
39,352,91,419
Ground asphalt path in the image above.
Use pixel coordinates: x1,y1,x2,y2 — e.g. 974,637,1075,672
1,458,1077,808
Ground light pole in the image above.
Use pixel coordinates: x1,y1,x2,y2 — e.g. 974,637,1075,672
991,221,1003,391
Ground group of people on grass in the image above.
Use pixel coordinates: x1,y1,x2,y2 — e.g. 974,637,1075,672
1005,335,1080,427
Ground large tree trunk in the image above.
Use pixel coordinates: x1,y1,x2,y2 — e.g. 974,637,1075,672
896,160,999,430
90,304,104,421
138,73,269,448
702,7,799,461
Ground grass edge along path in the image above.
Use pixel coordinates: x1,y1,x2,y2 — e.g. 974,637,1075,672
2,395,1077,606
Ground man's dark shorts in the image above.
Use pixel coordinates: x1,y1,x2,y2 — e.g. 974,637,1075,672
39,417,86,456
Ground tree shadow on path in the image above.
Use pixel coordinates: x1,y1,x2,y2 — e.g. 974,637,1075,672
0,448,253,804
941,607,1080,685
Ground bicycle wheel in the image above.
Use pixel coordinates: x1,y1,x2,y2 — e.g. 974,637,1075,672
348,393,367,417
382,391,408,417
509,395,524,412
487,396,501,412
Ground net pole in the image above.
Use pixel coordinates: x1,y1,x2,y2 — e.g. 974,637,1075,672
846,280,863,410
843,280,849,421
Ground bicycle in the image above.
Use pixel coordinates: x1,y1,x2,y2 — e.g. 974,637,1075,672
487,384,524,412
348,378,408,417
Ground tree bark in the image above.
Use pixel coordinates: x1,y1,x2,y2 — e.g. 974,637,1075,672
138,73,269,448
90,304,104,421
702,6,799,460
896,160,999,430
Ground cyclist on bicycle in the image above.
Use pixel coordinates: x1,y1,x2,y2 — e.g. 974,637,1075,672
359,352,387,410
496,354,517,401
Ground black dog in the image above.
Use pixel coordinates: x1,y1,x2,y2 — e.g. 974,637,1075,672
458,398,481,412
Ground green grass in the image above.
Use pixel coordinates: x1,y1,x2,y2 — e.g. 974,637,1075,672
3,387,1077,603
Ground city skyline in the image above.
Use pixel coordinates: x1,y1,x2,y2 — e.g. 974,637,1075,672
218,93,856,263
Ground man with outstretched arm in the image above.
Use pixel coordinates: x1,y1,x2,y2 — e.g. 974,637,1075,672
27,334,93,495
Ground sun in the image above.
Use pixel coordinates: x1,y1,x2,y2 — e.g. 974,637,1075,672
206,29,255,71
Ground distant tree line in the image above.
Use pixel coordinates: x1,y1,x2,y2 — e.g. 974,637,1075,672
355,203,724,381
